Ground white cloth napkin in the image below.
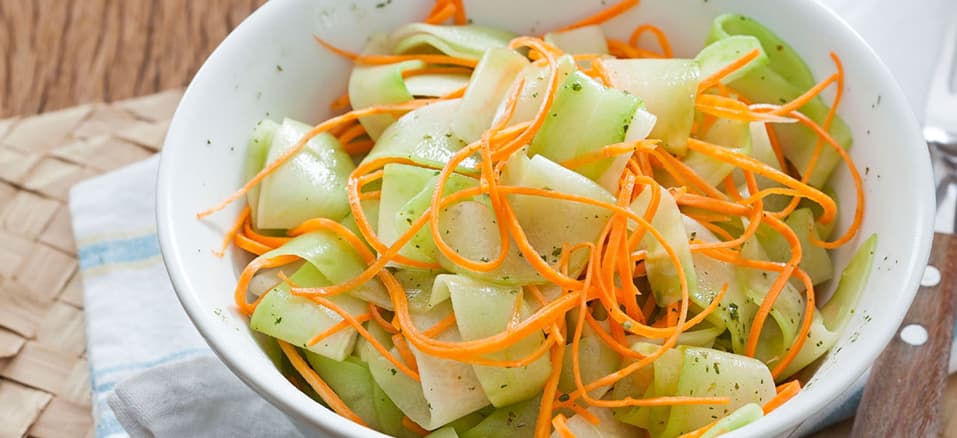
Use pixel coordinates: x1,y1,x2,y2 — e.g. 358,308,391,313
70,2,955,437
71,157,300,438
107,356,299,438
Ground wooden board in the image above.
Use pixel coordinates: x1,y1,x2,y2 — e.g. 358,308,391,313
0,90,181,438
0,0,266,118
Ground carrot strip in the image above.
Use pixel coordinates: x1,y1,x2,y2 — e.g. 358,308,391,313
686,138,837,224
330,93,351,111
369,302,399,334
629,24,673,58
450,0,467,24
402,416,430,436
401,66,473,78
560,140,655,170
765,380,802,413
234,254,302,315
314,35,478,67
565,403,600,424
677,420,719,438
234,233,272,255
557,0,640,31
770,268,816,377
243,220,291,248
764,122,790,173
343,139,375,155
214,206,250,257
491,37,563,160
392,333,420,374
309,294,420,380
278,341,367,425
306,314,372,346
535,323,567,438
697,49,761,93
768,73,838,116
607,38,663,59
337,123,367,145
744,214,800,357
422,313,457,337
553,414,575,438
424,2,456,24
424,0,449,20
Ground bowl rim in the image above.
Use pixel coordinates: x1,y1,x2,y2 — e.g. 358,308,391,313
156,0,935,436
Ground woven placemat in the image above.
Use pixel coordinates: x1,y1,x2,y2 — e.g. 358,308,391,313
0,90,182,438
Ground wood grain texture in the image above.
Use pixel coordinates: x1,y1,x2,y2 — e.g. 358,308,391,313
852,233,957,437
0,0,266,118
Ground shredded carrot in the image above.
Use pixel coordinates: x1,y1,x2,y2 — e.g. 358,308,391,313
665,301,680,326
369,302,399,334
424,1,456,24
306,314,372,347
768,73,838,116
765,380,802,413
762,122,791,176
697,49,761,93
342,139,375,155
536,320,568,437
744,214,800,357
278,341,367,425
449,0,467,24
629,24,673,58
422,313,457,337
401,66,473,79
213,205,250,257
402,416,430,436
234,254,302,315
557,0,640,31
686,138,837,224
337,123,367,145
590,58,615,87
424,0,449,20
329,92,351,111
243,219,291,248
233,233,272,255
392,333,420,374
770,268,816,377
553,414,575,438
565,403,600,424
313,35,478,67
310,294,421,381
561,140,655,170
202,12,869,435
607,38,664,59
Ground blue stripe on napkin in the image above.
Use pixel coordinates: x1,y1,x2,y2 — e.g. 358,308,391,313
78,234,161,270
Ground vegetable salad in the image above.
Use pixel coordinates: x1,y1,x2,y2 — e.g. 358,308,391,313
198,1,874,437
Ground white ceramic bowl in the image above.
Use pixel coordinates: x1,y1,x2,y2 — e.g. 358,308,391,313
157,0,935,436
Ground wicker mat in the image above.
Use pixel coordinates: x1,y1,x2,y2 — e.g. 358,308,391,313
0,90,182,438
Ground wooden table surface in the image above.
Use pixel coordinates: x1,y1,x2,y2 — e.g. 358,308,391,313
2,1,956,437
0,0,265,118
